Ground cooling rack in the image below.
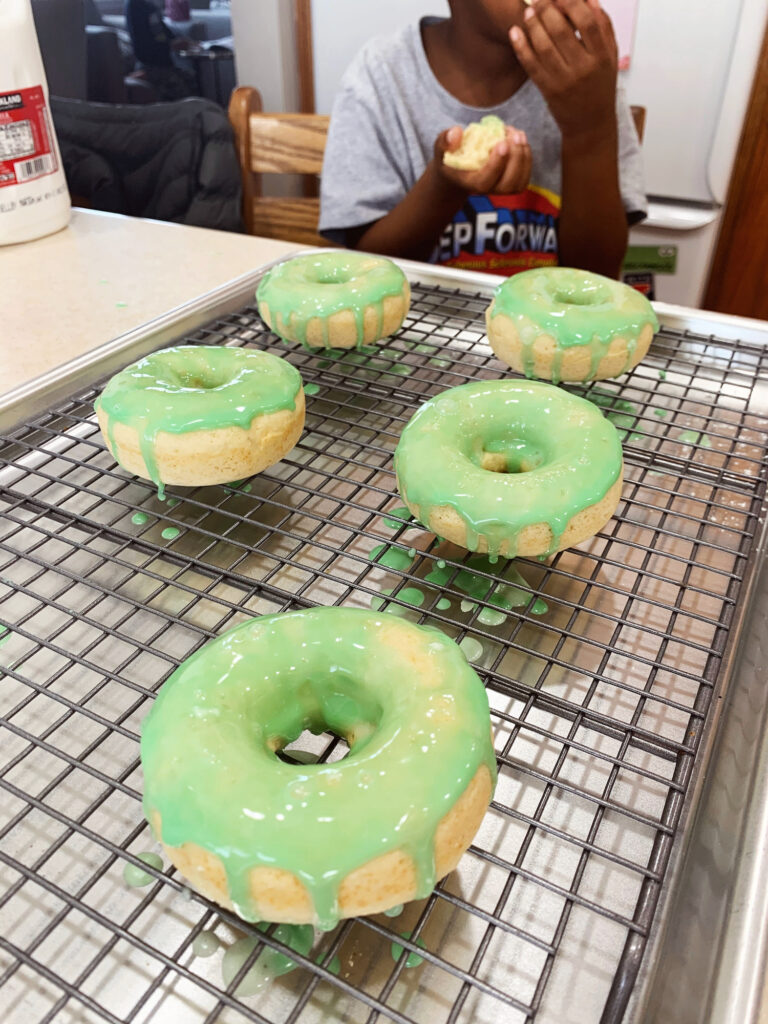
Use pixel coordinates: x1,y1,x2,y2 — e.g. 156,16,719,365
1,269,767,1024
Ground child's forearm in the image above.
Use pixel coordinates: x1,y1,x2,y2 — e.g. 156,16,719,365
354,162,467,260
559,128,628,278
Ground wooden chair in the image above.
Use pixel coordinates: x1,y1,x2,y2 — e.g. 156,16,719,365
228,86,330,246
630,105,646,143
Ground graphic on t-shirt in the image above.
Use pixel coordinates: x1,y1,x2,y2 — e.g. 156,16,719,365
433,185,561,276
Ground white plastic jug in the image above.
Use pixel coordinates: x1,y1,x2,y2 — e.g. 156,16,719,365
0,0,71,245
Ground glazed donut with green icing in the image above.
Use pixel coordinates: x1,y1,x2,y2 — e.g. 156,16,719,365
141,607,496,929
486,267,659,383
95,345,304,498
395,379,623,558
256,252,411,349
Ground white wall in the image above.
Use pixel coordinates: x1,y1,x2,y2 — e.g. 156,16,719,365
311,0,448,114
230,0,298,111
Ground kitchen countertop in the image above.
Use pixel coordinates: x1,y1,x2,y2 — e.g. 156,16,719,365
0,209,299,397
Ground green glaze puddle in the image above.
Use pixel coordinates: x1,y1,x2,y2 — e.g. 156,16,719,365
161,527,180,540
653,409,667,418
304,383,320,396
399,587,425,607
588,388,643,443
383,506,411,530
368,544,414,571
123,851,163,887
390,932,426,968
131,511,149,526
678,430,712,447
460,600,477,614
222,924,314,995
192,931,221,957
436,598,451,611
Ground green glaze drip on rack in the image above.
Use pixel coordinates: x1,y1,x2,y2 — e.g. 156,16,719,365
142,607,496,930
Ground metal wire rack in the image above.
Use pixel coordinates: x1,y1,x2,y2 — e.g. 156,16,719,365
1,273,767,1024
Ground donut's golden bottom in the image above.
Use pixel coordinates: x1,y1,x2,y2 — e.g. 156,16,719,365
400,474,623,559
260,284,411,349
96,389,305,487
153,762,493,924
486,306,654,382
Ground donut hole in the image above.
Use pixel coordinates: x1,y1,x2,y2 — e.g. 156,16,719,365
278,729,350,765
270,684,383,766
553,281,611,307
310,265,354,286
476,436,545,474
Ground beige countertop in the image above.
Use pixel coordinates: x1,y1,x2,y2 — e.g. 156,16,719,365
0,209,299,397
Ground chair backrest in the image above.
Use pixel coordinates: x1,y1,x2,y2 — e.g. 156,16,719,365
228,86,331,247
630,105,646,143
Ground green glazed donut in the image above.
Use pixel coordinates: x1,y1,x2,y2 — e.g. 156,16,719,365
395,379,624,558
256,252,410,349
95,346,304,499
141,607,496,929
486,267,659,382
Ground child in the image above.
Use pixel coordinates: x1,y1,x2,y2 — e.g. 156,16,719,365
319,0,646,279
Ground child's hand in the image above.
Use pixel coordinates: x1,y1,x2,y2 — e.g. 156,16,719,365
510,0,618,142
434,125,532,195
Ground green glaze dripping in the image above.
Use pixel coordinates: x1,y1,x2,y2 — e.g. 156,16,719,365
192,930,220,957
395,379,623,558
222,925,314,995
95,346,302,494
131,511,149,525
368,544,414,571
141,608,496,930
383,506,411,530
440,555,548,619
390,932,426,968
489,268,659,383
256,253,407,349
123,851,163,887
161,526,180,540
384,904,404,918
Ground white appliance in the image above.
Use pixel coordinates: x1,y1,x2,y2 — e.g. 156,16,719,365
310,0,767,308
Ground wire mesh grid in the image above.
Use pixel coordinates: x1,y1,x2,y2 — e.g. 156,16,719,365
1,275,767,1024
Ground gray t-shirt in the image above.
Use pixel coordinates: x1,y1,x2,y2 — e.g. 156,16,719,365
319,18,647,275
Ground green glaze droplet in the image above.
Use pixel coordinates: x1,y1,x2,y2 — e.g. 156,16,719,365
460,600,477,613
95,346,301,494
123,851,163,887
141,608,496,930
390,932,426,968
368,544,414,571
192,931,221,957
383,506,411,530
437,598,451,611
161,527,180,540
304,383,320,396
0,629,12,647
459,637,484,662
384,903,404,918
477,606,506,627
437,560,447,569
653,409,667,418
658,369,667,380
407,548,417,559
395,380,622,558
399,587,425,607
166,497,181,508
131,511,149,525
256,252,407,349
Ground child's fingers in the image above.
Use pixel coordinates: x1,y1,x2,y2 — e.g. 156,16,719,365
554,0,605,54
436,125,463,156
521,2,568,69
497,134,532,194
530,0,583,63
509,25,551,91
